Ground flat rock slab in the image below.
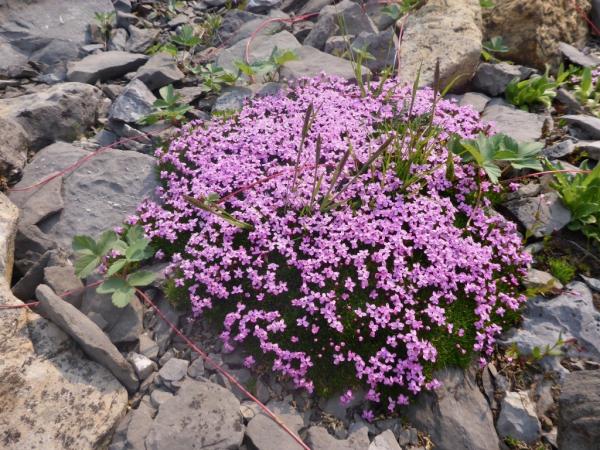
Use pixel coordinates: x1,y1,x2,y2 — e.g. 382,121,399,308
0,82,103,151
246,400,305,450
503,282,600,361
305,425,370,450
504,191,571,238
482,103,546,143
145,378,244,450
67,51,148,84
10,142,157,251
280,45,370,81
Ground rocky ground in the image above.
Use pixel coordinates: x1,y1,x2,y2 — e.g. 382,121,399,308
1,0,600,449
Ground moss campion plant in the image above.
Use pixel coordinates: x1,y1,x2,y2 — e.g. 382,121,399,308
135,75,530,415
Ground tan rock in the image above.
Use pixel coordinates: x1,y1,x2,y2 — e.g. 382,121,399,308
483,0,590,69
397,0,482,90
0,192,18,282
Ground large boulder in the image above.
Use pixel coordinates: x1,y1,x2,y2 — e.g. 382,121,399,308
397,0,482,90
0,194,128,449
405,367,500,450
9,142,157,251
0,0,115,71
483,0,589,70
0,82,103,152
558,370,600,450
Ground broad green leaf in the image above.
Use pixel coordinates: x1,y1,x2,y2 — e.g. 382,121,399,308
127,270,156,287
72,235,97,254
74,254,100,278
126,225,145,244
112,285,136,308
107,258,128,277
96,230,118,256
97,277,129,294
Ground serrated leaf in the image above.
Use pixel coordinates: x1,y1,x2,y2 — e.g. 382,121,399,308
126,225,145,244
74,254,100,278
112,285,135,308
107,258,128,277
97,230,118,256
97,277,129,294
72,235,97,254
125,239,150,261
127,270,156,287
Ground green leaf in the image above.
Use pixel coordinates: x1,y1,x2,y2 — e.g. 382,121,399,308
74,254,101,278
72,235,97,254
126,225,145,244
125,239,153,262
107,258,128,276
97,277,129,294
127,270,156,287
96,230,118,256
112,285,136,308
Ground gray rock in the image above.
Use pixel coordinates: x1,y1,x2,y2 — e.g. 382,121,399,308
188,357,205,379
35,284,139,392
0,0,114,71
108,28,129,51
12,250,66,301
405,367,500,450
158,358,189,383
0,192,18,281
351,29,397,72
481,104,546,143
0,38,31,79
125,403,155,450
503,282,600,361
557,369,600,450
43,264,84,307
126,26,160,53
109,78,156,123
81,278,144,344
305,0,377,51
133,53,185,90
227,9,289,44
575,140,600,160
246,400,305,450
150,388,173,408
67,51,148,84
581,274,600,292
139,332,160,360
504,191,571,237
472,62,535,97
325,35,351,56
305,425,370,450
0,82,103,151
369,430,402,450
0,116,28,183
524,268,563,291
319,389,364,421
9,141,157,251
114,0,132,13
543,139,576,159
152,294,182,354
496,391,541,444
281,45,369,81
13,223,57,275
145,378,244,450
459,92,491,113
128,352,156,380
216,30,301,76
218,9,262,42
365,2,397,31
559,42,600,68
563,114,600,140
256,82,285,98
398,0,482,90
247,0,282,13
556,87,586,114
213,86,253,112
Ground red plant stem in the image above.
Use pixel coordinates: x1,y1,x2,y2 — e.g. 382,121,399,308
501,168,592,184
0,301,39,309
135,288,311,450
571,0,600,36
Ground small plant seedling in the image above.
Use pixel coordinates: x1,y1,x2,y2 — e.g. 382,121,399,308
94,11,116,45
381,0,421,20
481,36,508,61
449,133,544,183
139,84,193,125
234,47,298,82
480,0,495,8
505,70,557,110
551,159,600,243
188,63,239,94
572,66,600,116
171,25,201,49
73,225,156,307
548,257,576,284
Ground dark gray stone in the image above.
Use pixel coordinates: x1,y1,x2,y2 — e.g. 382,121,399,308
13,223,56,275
126,26,159,53
459,92,491,113
503,282,600,362
504,191,572,238
247,0,282,13
43,264,84,308
145,378,245,450
559,42,600,68
0,83,103,151
543,139,576,159
304,13,338,50
108,28,129,51
481,104,546,143
556,88,586,114
187,357,205,379
12,250,66,301
557,369,600,450
133,53,184,91
227,9,289,45
370,430,402,450
351,29,397,72
139,332,159,360
496,391,541,444
35,284,139,392
0,116,29,186
212,86,253,113
472,62,535,97
280,46,369,81
581,274,600,292
67,51,148,84
576,140,600,160
405,367,500,450
563,114,600,140
158,358,188,383
152,294,183,354
9,142,157,251
109,78,156,123
305,425,370,450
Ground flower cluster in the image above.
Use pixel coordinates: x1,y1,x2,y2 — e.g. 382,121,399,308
136,75,530,411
